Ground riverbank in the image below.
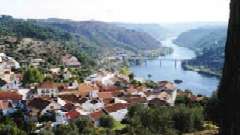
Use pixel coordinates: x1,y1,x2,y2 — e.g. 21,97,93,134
130,37,219,96
182,62,222,78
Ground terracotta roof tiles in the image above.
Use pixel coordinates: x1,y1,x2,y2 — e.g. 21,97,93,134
0,91,22,100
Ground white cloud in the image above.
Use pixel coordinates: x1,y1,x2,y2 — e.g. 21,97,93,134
0,0,230,23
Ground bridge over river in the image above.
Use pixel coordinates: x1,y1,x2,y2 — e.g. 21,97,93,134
128,56,189,68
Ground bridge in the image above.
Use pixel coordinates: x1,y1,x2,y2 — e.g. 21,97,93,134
127,57,189,68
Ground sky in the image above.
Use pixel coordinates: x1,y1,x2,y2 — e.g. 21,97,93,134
0,0,230,23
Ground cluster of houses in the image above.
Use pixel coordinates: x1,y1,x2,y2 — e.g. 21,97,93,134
0,53,180,132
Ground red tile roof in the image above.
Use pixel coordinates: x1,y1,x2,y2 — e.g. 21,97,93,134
66,110,81,120
105,103,129,113
59,94,87,104
90,111,104,121
0,91,22,100
78,83,98,96
126,97,147,105
98,92,113,99
99,85,119,92
158,81,176,90
38,81,58,89
28,98,50,110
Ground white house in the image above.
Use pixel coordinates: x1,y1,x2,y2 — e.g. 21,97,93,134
37,81,59,97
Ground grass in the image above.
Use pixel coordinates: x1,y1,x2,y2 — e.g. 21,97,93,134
113,121,126,131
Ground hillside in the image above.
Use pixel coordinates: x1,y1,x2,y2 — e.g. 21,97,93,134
174,26,227,77
174,26,227,55
36,19,163,52
116,23,170,40
0,15,96,69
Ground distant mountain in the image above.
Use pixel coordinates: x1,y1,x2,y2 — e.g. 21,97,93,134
36,19,162,52
174,26,227,77
115,23,170,40
161,22,227,37
174,26,227,55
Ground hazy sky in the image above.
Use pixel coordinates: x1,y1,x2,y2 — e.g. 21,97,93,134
0,0,230,23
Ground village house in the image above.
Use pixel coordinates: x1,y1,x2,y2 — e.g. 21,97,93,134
0,91,23,115
81,99,104,113
30,58,45,67
27,98,51,121
0,100,13,115
89,111,106,126
85,71,116,86
148,81,178,106
78,83,99,98
61,54,81,67
37,81,59,97
65,110,81,121
104,103,129,121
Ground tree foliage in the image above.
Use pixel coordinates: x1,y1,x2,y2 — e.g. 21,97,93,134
99,115,114,129
125,104,204,135
22,67,44,85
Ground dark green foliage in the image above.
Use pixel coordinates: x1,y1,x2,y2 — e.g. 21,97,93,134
37,20,162,52
22,67,44,85
0,79,6,87
39,112,56,122
0,118,27,135
175,95,191,105
53,123,79,135
175,26,227,76
173,105,204,133
0,124,27,135
99,115,114,129
125,104,204,135
130,80,143,87
144,80,159,89
0,15,72,41
74,117,95,134
128,73,134,81
204,92,222,125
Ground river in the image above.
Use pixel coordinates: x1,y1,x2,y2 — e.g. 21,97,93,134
130,37,220,96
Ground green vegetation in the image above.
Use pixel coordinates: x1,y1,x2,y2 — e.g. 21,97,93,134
38,19,162,52
99,115,114,129
22,67,44,85
0,15,71,41
124,104,204,135
119,66,130,76
174,27,227,77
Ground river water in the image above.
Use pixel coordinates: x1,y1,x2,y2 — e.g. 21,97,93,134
130,37,220,96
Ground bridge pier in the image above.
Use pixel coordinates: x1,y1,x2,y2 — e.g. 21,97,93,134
175,60,177,68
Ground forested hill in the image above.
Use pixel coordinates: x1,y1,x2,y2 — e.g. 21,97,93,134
115,23,170,40
174,26,227,77
0,15,72,41
174,26,227,55
36,19,162,52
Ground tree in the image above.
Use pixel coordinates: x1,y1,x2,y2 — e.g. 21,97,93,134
22,67,44,85
205,92,221,125
0,79,6,87
218,0,240,134
119,67,130,76
74,117,95,134
53,123,79,135
0,119,27,135
99,115,114,129
128,73,134,81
